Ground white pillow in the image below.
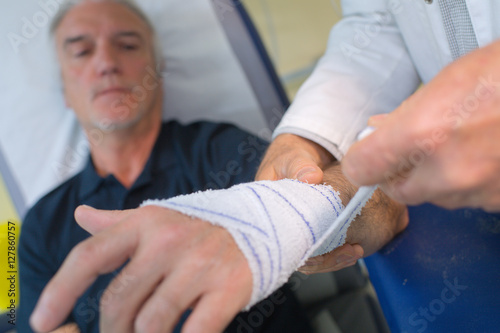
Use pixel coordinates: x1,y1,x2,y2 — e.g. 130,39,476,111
0,0,267,209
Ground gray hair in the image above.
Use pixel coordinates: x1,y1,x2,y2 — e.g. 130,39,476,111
50,0,164,71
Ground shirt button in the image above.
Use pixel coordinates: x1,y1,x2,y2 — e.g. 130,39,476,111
424,0,433,4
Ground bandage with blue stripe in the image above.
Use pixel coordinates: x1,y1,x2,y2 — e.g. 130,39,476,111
142,127,377,309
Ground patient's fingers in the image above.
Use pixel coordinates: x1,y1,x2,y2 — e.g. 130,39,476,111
298,243,364,274
98,248,168,332
75,205,133,234
30,220,138,332
133,266,206,332
182,293,243,333
33,205,252,333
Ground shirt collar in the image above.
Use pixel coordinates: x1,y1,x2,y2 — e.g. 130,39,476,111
77,122,176,200
78,157,105,200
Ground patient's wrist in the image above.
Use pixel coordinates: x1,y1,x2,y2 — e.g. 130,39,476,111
141,179,368,308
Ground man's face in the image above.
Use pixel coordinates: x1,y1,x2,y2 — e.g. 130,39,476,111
55,1,161,131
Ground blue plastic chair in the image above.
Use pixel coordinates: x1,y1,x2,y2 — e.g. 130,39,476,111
364,204,500,332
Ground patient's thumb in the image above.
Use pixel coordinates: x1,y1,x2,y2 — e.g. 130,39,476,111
74,205,130,235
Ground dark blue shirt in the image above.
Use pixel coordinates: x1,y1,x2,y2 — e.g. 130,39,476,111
18,121,310,333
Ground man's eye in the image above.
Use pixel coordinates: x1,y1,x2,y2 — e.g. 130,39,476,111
121,44,138,51
74,49,90,57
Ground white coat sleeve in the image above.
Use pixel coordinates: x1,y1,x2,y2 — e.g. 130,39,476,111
273,0,422,160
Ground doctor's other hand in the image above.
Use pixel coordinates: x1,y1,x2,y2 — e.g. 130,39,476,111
299,163,409,274
342,40,500,211
256,133,334,183
30,205,252,333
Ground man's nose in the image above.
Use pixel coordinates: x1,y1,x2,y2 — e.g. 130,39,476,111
94,43,121,76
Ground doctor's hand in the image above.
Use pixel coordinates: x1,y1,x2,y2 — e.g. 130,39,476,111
255,133,335,184
342,40,500,211
30,205,252,333
298,163,409,274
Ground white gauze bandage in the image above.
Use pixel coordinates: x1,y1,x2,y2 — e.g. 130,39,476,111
141,179,374,308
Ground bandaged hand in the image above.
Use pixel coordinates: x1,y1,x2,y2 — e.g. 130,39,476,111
31,165,407,333
143,163,408,307
256,133,334,184
343,40,500,211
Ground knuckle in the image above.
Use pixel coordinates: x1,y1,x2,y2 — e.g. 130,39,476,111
99,291,122,321
140,220,188,251
189,239,222,270
134,316,157,333
152,224,186,249
69,241,101,266
156,297,183,316
135,299,179,333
